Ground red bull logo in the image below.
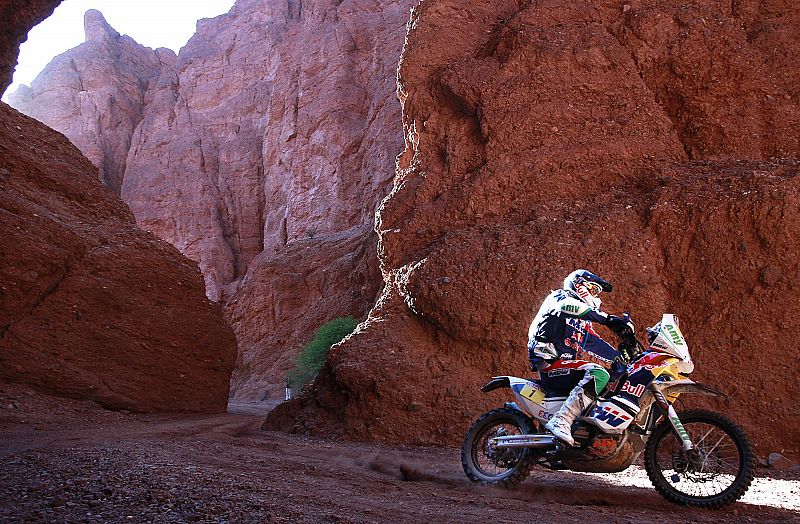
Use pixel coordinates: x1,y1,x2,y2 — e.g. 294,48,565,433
621,381,645,397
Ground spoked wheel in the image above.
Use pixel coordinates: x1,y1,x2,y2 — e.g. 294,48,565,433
644,409,755,508
461,408,536,488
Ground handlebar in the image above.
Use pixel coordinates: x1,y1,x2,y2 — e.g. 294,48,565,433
613,314,645,364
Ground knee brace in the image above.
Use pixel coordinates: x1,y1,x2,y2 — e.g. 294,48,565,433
579,367,610,397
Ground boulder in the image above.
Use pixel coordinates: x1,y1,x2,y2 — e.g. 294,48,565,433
768,453,797,472
226,227,381,402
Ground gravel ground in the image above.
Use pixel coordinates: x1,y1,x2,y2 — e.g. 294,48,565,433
0,389,797,523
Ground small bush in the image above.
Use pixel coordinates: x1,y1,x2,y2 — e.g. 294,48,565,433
286,316,358,388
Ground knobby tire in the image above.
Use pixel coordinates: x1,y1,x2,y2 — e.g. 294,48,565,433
644,409,755,508
461,407,536,488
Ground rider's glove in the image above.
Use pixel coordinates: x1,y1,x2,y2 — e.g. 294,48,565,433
610,358,626,376
606,315,634,335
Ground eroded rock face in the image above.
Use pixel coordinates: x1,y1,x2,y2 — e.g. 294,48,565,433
0,102,237,412
222,0,407,398
8,0,409,399
11,1,409,302
123,0,409,302
0,0,61,92
270,0,800,456
9,10,173,194
226,227,381,402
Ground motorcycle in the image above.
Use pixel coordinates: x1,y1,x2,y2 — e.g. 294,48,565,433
461,314,755,508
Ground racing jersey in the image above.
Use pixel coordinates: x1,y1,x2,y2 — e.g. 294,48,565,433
527,289,621,370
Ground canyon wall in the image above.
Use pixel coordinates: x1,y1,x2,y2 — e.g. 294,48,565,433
221,0,409,401
268,0,800,456
0,0,236,412
8,0,799,454
7,0,411,401
9,10,173,194
0,101,237,412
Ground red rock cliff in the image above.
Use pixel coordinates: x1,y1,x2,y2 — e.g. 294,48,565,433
0,0,237,412
7,0,411,401
9,10,173,194
0,100,237,412
269,0,800,456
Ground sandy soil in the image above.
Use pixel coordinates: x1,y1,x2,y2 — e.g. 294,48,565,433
0,390,797,523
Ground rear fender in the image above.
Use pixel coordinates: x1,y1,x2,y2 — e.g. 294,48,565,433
481,376,511,393
481,376,545,420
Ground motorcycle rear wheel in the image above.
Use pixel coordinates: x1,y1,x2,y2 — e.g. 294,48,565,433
644,409,755,508
461,407,536,488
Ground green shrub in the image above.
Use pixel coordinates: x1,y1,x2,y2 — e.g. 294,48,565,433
286,316,358,388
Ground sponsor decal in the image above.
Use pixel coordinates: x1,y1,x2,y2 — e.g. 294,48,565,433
566,318,587,329
549,359,584,367
546,369,570,377
537,409,552,420
563,303,582,314
578,350,613,365
652,390,671,410
588,437,618,458
629,353,674,374
519,384,545,404
665,324,685,346
593,405,631,427
671,415,691,442
621,381,645,397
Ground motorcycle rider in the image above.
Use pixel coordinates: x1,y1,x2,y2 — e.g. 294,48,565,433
528,269,633,446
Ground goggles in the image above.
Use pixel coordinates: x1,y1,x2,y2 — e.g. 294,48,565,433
583,281,603,297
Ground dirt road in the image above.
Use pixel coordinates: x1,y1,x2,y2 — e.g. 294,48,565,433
0,394,797,523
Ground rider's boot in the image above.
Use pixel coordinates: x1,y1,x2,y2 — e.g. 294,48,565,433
545,385,591,447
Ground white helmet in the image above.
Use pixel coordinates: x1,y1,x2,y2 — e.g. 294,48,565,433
563,269,613,309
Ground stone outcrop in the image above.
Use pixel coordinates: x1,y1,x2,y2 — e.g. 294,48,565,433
268,0,800,457
9,10,172,193
1,0,236,413
0,101,237,412
221,0,408,398
0,0,60,92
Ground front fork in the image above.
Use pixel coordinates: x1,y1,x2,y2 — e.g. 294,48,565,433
649,383,694,452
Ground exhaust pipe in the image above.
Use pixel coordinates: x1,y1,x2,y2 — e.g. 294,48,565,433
491,434,558,449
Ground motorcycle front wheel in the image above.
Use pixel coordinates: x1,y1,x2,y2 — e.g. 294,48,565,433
461,407,536,488
644,409,755,508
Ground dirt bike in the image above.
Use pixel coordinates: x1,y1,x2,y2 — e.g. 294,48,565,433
461,314,755,508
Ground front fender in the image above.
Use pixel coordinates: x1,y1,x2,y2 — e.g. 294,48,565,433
660,379,729,399
634,379,728,428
